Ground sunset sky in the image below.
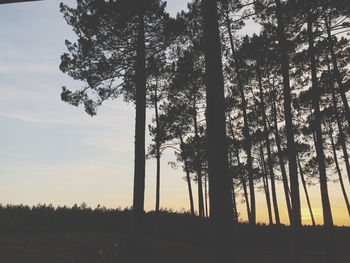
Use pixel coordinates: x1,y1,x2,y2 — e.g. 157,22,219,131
0,0,349,226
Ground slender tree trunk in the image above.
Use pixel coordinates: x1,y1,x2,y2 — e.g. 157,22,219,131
229,150,238,222
180,134,195,216
133,12,146,240
309,106,318,148
275,0,301,261
155,154,161,210
333,97,350,185
229,119,251,222
326,120,350,217
257,63,280,224
202,0,235,261
238,159,251,223
205,172,209,218
307,10,336,262
269,77,293,224
193,97,205,218
154,79,161,213
323,9,350,130
226,14,255,225
240,94,256,225
231,179,238,222
260,144,273,225
297,154,316,226
328,63,350,185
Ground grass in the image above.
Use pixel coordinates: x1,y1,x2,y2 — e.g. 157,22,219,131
1,231,349,262
0,231,211,263
0,204,349,262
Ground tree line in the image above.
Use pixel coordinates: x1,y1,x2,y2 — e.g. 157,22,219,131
60,0,350,261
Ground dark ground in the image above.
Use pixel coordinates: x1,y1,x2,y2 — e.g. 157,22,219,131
0,205,349,262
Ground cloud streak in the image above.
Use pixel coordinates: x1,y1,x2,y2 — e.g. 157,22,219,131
0,111,90,125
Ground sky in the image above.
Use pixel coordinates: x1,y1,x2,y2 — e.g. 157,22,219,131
0,0,349,226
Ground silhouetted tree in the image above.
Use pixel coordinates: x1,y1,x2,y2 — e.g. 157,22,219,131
202,0,235,261
305,1,336,261
59,0,180,242
147,54,171,213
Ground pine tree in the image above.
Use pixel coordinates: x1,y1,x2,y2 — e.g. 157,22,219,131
59,0,179,243
202,0,235,261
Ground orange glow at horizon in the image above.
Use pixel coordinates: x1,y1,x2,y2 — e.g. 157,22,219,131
143,178,350,227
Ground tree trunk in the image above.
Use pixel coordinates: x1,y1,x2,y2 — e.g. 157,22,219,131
238,158,251,223
326,120,350,217
204,172,209,218
231,179,238,222
240,96,256,225
260,144,273,225
309,106,318,148
229,119,251,222
307,10,336,262
202,0,235,261
275,0,301,261
328,62,350,185
193,97,205,218
257,63,280,225
154,78,161,213
269,76,293,224
133,12,146,240
180,134,195,216
226,17,255,224
297,154,316,226
229,150,238,222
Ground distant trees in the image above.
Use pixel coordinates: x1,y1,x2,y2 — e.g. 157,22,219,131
153,47,207,217
170,49,207,218
147,54,170,213
158,100,196,215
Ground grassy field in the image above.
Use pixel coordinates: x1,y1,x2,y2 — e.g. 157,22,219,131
0,232,210,263
1,231,349,263
0,205,349,262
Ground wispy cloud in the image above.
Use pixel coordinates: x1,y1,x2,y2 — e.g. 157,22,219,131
0,111,88,125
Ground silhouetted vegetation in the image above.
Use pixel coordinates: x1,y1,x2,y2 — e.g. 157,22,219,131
57,0,350,261
0,204,349,262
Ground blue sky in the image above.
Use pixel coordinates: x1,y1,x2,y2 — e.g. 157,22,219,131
0,0,349,226
0,0,191,210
